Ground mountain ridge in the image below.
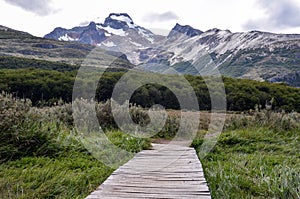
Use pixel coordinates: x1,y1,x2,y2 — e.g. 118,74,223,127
0,24,133,69
44,13,300,74
3,13,300,87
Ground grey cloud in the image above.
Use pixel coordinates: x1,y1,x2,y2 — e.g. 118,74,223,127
143,11,179,23
4,0,55,16
243,0,300,31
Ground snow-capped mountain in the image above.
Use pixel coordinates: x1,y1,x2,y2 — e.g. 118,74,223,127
45,13,164,64
45,13,300,86
140,26,300,81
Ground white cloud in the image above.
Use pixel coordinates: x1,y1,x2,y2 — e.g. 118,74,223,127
1,0,300,36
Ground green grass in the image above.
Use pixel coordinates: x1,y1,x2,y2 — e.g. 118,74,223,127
0,93,151,199
2,92,300,198
0,130,151,199
0,153,113,199
107,130,151,153
192,127,300,198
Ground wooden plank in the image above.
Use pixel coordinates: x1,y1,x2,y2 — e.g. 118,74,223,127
85,143,211,199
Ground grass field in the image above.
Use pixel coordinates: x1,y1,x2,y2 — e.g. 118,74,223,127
192,110,300,198
0,131,151,199
0,129,151,199
0,93,151,199
1,92,299,198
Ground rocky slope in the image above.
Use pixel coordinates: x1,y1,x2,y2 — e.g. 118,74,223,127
45,13,300,87
45,13,164,65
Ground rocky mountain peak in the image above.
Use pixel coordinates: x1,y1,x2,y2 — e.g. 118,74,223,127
87,21,97,29
104,13,136,30
43,13,300,87
168,23,203,38
106,13,133,22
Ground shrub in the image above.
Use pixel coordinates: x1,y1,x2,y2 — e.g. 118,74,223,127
0,92,31,132
226,109,300,131
0,92,68,162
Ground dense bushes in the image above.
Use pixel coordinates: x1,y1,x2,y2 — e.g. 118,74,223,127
50,98,181,139
0,68,75,103
0,90,182,163
0,92,151,199
226,108,300,132
1,68,300,112
0,92,63,162
0,92,151,163
0,56,79,71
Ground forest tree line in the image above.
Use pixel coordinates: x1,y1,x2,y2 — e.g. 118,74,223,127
0,56,300,112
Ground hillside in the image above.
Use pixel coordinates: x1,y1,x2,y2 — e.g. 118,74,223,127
0,25,133,69
0,23,299,111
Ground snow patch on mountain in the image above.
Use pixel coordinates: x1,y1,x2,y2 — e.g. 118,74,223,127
103,41,117,47
110,14,136,29
44,13,300,86
138,28,154,43
97,25,126,36
58,34,77,41
130,41,143,47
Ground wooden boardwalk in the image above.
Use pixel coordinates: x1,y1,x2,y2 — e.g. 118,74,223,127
86,143,211,199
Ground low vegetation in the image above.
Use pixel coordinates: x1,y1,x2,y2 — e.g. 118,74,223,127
0,56,79,71
1,56,299,198
0,92,150,198
1,65,300,111
192,109,300,198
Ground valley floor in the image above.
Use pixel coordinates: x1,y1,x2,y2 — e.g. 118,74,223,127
1,98,299,198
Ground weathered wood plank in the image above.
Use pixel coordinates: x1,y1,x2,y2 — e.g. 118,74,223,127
85,143,211,199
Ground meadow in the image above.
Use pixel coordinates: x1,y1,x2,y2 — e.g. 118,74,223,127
1,23,300,199
0,90,299,198
0,92,150,198
192,109,300,198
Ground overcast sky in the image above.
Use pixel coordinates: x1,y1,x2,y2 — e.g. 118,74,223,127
1,0,300,37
